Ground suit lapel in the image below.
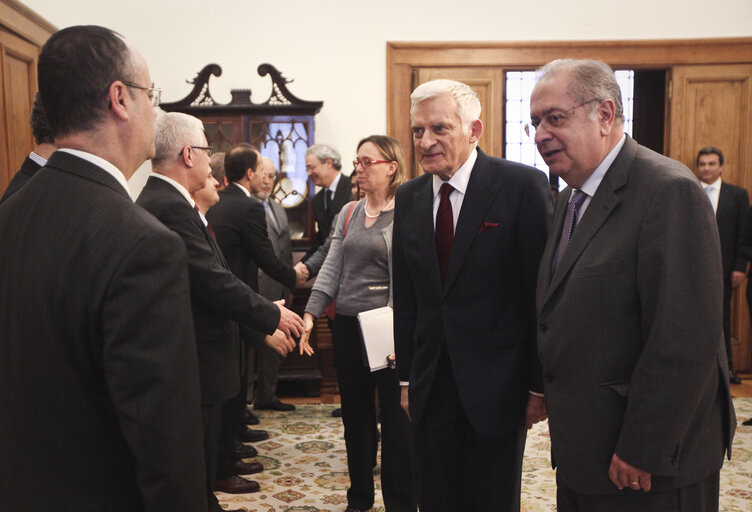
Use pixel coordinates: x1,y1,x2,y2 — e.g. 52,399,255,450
442,150,501,296
716,182,729,221
542,137,636,304
47,152,132,200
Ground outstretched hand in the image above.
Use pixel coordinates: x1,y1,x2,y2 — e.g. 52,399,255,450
298,312,315,356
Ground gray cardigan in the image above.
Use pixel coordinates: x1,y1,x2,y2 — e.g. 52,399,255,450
304,199,393,318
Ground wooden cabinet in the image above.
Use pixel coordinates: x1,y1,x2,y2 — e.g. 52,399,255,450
161,63,323,247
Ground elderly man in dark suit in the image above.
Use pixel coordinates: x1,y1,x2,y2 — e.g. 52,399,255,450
696,146,749,385
0,93,56,203
393,79,551,511
533,59,735,511
0,25,207,512
137,114,301,511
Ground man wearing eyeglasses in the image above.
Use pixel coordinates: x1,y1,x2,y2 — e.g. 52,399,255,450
0,26,207,512
532,59,735,511
137,114,304,512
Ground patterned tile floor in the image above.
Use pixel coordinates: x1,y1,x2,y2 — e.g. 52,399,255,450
219,399,752,512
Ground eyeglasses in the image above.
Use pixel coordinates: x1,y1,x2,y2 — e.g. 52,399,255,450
122,81,162,107
178,146,214,157
524,99,600,137
353,157,391,168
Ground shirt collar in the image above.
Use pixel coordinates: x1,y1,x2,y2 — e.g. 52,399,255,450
28,151,47,167
327,172,341,193
151,172,195,208
579,134,626,199
58,148,131,196
432,147,478,199
233,182,251,197
703,176,722,189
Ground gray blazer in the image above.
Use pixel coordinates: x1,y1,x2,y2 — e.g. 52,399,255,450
536,136,736,495
257,197,293,301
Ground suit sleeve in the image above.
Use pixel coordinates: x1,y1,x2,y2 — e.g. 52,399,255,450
614,175,724,476
240,201,296,290
304,214,336,277
516,170,553,394
733,188,750,272
162,202,279,335
392,189,418,383
737,205,752,266
101,228,207,512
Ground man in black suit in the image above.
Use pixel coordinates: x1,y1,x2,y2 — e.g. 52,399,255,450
0,92,56,203
697,146,749,384
0,25,207,512
299,143,351,271
393,79,551,511
137,113,302,510
205,143,305,492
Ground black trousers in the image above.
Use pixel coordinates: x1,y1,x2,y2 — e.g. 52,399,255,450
723,278,735,371
217,341,250,480
557,470,720,512
333,314,417,512
201,402,223,511
413,348,527,512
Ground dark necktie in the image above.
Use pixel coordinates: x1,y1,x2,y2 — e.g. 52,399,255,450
435,183,455,281
551,189,587,274
325,189,333,214
194,205,216,239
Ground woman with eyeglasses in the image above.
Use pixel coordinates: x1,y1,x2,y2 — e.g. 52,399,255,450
299,135,416,512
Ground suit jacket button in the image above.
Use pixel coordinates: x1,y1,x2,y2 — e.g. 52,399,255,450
544,373,554,382
442,303,448,311
539,323,547,332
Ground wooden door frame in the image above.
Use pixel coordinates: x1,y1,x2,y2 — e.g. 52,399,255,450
387,38,752,173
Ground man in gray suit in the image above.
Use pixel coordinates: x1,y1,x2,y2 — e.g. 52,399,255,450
252,156,296,410
532,59,735,511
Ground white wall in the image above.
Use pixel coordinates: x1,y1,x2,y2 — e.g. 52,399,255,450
22,0,752,192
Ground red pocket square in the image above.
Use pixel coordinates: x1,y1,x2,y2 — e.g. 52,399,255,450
478,222,500,234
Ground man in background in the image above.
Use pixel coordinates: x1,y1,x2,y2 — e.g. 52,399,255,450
697,146,749,385
0,25,207,512
533,58,735,511
252,156,296,411
0,93,56,203
210,151,228,190
299,144,350,275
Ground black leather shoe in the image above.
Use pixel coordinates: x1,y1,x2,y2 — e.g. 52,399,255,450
244,409,260,425
233,441,258,460
233,460,263,475
214,475,260,493
255,399,296,411
237,427,269,443
743,417,752,426
331,407,343,417
730,371,742,385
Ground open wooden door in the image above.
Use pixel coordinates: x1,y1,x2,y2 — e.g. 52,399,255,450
669,64,752,372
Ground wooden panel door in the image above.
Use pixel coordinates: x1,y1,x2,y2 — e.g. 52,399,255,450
0,27,37,196
669,64,752,371
412,67,504,175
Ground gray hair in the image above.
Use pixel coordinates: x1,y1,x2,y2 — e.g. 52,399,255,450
306,144,342,170
410,79,481,131
536,59,624,125
152,111,206,167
